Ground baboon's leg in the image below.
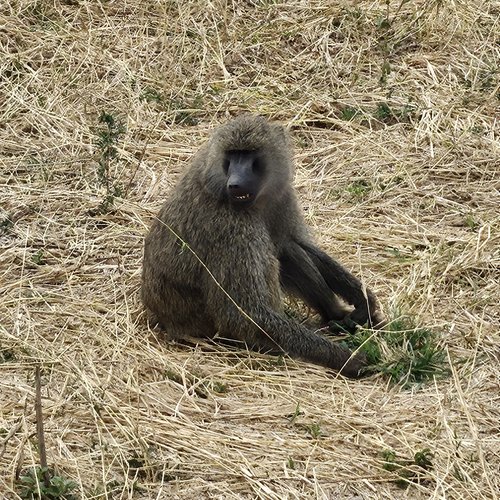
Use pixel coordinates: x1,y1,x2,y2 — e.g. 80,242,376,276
299,242,382,327
279,243,347,322
143,275,216,338
204,239,366,378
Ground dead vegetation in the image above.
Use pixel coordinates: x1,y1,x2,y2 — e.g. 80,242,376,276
0,0,498,498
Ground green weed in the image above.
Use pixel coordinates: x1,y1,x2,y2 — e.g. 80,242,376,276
386,247,415,262
31,249,46,265
374,102,416,124
464,213,479,231
287,403,304,424
211,381,229,393
17,467,77,499
91,111,125,215
381,448,433,488
140,87,164,104
375,102,393,121
346,179,372,198
340,106,360,121
305,422,323,439
346,312,448,388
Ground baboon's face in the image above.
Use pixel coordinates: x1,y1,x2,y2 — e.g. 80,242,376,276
223,150,265,209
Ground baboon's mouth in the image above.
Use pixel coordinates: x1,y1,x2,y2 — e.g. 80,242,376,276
230,191,255,206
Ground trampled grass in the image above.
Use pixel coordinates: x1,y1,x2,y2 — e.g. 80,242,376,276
1,1,498,499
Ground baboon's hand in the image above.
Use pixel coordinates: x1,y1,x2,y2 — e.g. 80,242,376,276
327,317,358,335
337,350,368,379
334,306,386,332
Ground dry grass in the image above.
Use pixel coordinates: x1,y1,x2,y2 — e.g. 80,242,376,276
1,0,499,498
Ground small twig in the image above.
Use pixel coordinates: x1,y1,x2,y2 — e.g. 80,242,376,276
35,365,50,488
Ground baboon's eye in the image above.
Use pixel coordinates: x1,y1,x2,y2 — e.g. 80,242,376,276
252,157,263,174
222,157,230,173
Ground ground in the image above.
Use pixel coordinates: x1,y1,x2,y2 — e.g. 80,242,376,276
0,1,499,499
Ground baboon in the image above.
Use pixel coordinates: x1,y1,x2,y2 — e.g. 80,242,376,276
142,115,384,378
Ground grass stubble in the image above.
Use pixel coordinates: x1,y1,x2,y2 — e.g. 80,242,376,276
0,0,498,498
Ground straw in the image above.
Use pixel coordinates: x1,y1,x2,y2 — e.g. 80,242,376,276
1,1,498,498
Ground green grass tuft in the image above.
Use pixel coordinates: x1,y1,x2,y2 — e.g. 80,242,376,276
346,312,448,388
380,448,434,488
17,467,77,499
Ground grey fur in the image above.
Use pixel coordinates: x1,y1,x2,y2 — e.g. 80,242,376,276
142,115,383,378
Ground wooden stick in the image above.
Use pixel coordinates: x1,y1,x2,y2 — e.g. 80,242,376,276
35,365,50,489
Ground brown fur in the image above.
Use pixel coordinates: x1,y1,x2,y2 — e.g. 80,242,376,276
142,115,383,378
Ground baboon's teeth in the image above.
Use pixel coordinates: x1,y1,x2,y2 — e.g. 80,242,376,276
236,194,251,200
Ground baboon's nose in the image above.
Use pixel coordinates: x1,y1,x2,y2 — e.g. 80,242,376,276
228,184,250,196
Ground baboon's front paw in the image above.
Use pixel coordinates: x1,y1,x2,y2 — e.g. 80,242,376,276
329,309,387,333
338,351,368,379
327,317,358,335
